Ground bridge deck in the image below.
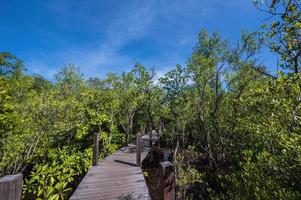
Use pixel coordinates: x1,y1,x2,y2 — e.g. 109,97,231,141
70,134,156,200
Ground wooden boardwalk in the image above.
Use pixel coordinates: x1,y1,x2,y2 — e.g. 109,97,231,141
70,134,157,200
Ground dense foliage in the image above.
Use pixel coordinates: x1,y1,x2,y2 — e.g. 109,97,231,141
0,59,154,199
0,0,300,199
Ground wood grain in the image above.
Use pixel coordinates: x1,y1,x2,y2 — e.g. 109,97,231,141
70,134,157,200
0,174,23,200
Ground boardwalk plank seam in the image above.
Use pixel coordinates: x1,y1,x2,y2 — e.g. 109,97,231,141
70,134,156,200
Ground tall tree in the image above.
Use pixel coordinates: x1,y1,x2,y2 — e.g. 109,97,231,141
255,0,301,73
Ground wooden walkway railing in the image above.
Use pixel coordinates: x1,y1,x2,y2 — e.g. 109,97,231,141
0,131,175,200
70,133,158,200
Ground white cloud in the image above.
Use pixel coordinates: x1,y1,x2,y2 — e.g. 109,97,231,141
53,1,158,77
24,0,259,80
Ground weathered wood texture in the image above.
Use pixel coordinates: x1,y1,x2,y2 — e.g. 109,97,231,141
136,133,141,167
70,133,157,200
93,132,99,166
160,162,175,200
0,174,23,200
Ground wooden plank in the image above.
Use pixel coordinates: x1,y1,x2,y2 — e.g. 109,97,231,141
70,133,157,200
0,174,23,200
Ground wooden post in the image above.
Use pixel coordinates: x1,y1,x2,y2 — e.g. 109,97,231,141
160,161,175,200
136,133,141,167
0,174,23,200
92,132,99,166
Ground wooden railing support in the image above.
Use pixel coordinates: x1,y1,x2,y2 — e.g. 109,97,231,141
136,133,141,167
160,161,175,200
92,132,99,166
0,174,23,200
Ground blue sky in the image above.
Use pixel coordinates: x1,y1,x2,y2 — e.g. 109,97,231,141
0,0,274,80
